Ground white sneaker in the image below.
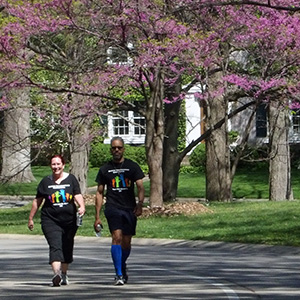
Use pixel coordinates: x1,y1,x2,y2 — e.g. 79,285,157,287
61,274,69,285
114,275,124,286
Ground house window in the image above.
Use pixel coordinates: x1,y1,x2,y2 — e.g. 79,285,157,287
133,112,145,135
107,43,133,65
112,111,129,135
111,111,145,137
256,103,267,137
292,110,300,134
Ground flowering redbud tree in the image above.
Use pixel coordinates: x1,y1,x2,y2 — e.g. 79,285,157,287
1,0,300,203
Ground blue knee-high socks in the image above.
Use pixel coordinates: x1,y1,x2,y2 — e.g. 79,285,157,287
111,245,131,276
122,248,131,271
111,245,122,276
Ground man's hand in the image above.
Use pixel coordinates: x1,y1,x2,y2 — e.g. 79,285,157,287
94,219,103,232
134,202,143,217
28,219,34,231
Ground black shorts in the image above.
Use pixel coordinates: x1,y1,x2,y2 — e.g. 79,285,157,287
104,205,137,236
41,218,78,264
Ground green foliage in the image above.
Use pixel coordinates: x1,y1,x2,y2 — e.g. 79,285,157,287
177,100,187,152
232,144,269,170
290,144,300,169
89,142,147,168
123,144,147,165
89,143,111,168
189,143,206,170
30,89,69,166
179,165,202,174
228,130,239,143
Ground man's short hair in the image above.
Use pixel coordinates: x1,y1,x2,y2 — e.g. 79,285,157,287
110,136,125,146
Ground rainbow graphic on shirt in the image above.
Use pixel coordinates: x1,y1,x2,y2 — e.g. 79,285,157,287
48,190,73,204
112,173,131,189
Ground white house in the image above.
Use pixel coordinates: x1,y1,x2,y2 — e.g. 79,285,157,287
104,88,202,147
104,86,300,149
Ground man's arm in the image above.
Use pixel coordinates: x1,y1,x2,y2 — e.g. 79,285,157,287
94,184,104,230
134,178,145,217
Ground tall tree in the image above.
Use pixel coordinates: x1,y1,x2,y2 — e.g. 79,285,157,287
160,1,300,201
0,87,35,183
24,30,105,193
269,99,293,201
1,0,300,203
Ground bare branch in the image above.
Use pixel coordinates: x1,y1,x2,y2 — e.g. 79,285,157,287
175,1,300,13
180,99,257,158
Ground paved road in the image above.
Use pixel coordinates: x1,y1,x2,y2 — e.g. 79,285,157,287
0,235,299,299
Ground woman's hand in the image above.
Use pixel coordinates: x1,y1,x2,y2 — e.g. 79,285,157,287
74,194,85,216
78,206,85,216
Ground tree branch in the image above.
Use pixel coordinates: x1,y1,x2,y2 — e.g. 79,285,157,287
180,99,256,159
176,0,300,12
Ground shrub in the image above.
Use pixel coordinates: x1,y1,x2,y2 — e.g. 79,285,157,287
179,165,203,174
232,144,269,170
290,144,300,169
89,143,111,168
89,142,147,168
189,143,206,170
123,145,147,165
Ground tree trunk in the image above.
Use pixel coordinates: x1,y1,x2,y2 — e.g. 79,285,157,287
145,73,164,208
268,102,293,201
206,131,231,201
69,124,90,195
205,78,232,202
0,88,35,183
162,84,183,202
68,111,91,195
163,102,181,202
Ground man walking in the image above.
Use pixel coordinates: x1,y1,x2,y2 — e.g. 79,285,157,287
94,136,145,285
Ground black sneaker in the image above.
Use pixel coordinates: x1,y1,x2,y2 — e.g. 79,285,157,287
52,274,61,287
122,267,128,283
114,275,124,286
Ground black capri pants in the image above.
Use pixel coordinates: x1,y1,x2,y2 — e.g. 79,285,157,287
42,218,78,264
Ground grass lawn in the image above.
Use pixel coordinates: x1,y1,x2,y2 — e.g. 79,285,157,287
1,200,300,247
2,165,300,199
0,166,100,196
0,165,300,247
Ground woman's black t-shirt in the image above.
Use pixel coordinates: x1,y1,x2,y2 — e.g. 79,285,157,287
36,173,81,226
95,158,144,210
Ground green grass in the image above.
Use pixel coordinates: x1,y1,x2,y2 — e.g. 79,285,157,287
1,166,300,199
2,200,300,247
0,166,98,196
146,167,300,199
137,201,300,246
1,165,300,247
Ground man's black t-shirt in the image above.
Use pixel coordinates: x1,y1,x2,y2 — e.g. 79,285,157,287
95,158,144,210
36,173,81,225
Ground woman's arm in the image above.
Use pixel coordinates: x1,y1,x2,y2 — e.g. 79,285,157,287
74,194,86,216
28,197,43,231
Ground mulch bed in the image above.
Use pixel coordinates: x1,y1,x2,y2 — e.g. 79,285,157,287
83,195,213,217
